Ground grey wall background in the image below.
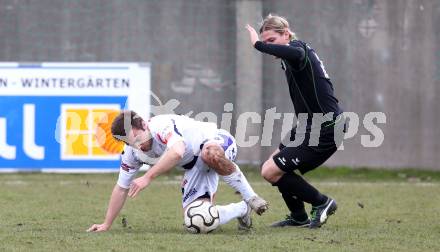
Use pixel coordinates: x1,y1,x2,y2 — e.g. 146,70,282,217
0,0,439,170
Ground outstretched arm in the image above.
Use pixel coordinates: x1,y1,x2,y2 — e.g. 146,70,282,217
128,141,185,198
87,184,128,232
245,24,305,63
254,42,305,63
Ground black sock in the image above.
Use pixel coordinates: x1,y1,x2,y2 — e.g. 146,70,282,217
278,188,308,220
274,173,328,207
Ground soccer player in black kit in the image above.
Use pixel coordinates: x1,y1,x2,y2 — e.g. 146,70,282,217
246,14,346,228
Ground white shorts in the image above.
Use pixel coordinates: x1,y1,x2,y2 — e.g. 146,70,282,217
181,129,237,208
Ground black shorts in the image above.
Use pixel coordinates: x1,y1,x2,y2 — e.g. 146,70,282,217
273,121,345,174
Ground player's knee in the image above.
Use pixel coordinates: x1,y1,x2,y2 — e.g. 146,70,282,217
201,145,222,165
261,160,280,184
201,146,213,164
201,145,234,175
261,162,273,182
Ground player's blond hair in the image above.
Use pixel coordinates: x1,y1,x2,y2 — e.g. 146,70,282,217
259,14,297,40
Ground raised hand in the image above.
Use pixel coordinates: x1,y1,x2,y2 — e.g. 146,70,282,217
245,24,260,46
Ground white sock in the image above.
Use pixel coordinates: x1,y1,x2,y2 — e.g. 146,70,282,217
221,163,257,201
216,201,247,225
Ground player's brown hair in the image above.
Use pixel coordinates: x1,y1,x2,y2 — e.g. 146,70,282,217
259,14,297,40
111,110,144,140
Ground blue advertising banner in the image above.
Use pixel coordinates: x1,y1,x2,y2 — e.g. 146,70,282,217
0,63,150,172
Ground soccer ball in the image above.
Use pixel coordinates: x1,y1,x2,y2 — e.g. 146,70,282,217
184,200,220,234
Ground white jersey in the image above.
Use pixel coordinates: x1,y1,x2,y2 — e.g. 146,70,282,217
116,114,238,208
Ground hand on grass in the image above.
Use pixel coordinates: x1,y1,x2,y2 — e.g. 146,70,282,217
86,223,110,233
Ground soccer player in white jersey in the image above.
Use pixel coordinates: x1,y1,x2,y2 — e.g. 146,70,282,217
87,110,268,232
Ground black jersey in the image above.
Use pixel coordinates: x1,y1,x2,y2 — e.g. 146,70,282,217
255,40,343,128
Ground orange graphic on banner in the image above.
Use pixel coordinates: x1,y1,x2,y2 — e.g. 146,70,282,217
95,110,125,154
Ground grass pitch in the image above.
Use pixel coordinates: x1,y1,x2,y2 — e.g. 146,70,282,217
1,167,439,252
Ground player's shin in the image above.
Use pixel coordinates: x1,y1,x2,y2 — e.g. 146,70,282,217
220,163,257,201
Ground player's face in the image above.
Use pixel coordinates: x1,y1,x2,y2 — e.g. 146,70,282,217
261,29,290,45
128,128,152,152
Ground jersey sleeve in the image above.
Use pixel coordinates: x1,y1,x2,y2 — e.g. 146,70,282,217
117,146,142,189
254,41,305,65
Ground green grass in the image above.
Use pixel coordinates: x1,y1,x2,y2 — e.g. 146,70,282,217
304,166,440,182
1,168,440,251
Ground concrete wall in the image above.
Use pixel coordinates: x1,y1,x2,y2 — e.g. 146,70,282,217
0,0,236,117
0,0,439,169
